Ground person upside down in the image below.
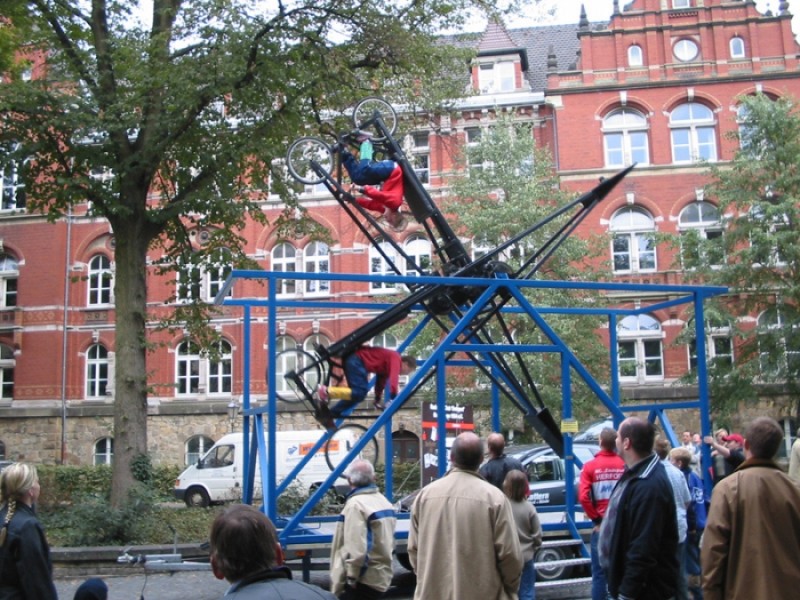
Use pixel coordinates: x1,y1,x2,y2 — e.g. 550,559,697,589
339,132,406,229
317,347,417,419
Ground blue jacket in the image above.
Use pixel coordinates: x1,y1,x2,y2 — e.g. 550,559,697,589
682,467,707,531
604,454,679,600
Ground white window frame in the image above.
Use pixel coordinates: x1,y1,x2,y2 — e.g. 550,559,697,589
1,143,26,212
602,108,650,167
275,335,301,397
185,435,215,466
478,61,515,93
410,132,430,184
0,344,14,400
303,241,330,297
610,207,657,274
678,201,724,267
369,238,400,294
673,39,699,62
94,437,114,465
628,45,643,67
672,0,692,8
88,254,114,306
670,102,717,163
271,242,297,297
757,308,800,377
730,37,745,59
617,314,664,383
688,329,733,371
0,255,19,308
85,343,109,399
404,236,432,278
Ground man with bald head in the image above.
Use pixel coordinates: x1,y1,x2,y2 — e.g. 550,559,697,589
479,432,525,489
408,432,523,600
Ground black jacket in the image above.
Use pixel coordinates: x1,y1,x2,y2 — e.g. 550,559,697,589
0,502,58,600
605,453,679,600
479,454,525,489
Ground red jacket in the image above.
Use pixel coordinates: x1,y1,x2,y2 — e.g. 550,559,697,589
578,449,625,523
357,164,404,213
355,346,402,402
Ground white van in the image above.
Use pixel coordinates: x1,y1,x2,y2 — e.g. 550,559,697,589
174,429,350,507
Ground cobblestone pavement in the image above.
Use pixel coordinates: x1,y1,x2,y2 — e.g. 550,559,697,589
55,562,416,600
55,561,587,600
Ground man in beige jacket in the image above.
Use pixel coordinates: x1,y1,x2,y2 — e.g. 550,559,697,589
329,460,396,599
408,431,523,600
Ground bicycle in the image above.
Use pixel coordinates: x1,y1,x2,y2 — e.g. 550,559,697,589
275,346,379,470
286,96,398,188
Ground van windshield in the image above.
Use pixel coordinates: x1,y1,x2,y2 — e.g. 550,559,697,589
201,444,235,469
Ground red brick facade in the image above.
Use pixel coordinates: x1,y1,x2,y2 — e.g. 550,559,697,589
1,0,798,465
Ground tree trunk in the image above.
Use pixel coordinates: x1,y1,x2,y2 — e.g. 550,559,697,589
110,215,152,507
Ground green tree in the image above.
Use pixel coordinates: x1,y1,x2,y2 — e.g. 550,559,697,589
677,94,800,421
0,0,484,505
442,114,608,425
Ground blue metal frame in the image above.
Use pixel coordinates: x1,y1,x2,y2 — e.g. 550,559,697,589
217,269,726,550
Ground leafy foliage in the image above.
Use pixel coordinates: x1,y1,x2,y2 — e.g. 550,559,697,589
441,113,609,422
0,0,489,504
671,94,800,420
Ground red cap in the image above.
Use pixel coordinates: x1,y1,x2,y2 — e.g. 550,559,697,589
723,433,744,445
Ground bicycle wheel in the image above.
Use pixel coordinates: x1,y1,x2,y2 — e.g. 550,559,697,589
286,137,333,185
274,349,323,403
352,97,397,141
326,423,379,471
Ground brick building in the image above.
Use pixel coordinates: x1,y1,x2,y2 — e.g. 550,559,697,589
1,0,798,467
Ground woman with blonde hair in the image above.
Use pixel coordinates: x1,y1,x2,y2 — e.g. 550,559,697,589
0,462,58,599
503,469,543,600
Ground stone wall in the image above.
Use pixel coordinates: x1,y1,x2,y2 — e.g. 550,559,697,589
1,391,795,466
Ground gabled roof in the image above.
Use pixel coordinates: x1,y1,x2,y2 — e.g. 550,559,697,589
441,19,607,94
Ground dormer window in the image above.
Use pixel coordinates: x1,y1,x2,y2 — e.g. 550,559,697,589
478,61,515,93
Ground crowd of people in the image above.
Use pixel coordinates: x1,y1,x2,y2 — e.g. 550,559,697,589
2,417,799,600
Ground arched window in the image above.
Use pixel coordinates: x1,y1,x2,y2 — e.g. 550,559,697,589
303,334,330,355
670,102,717,163
730,37,745,59
275,335,301,397
0,255,18,308
176,339,233,397
757,307,800,377
602,108,650,167
404,236,432,277
369,238,399,293
678,201,723,267
392,430,421,464
610,207,657,273
208,340,233,395
94,437,114,465
88,255,113,306
628,45,643,67
0,344,15,400
372,332,398,350
617,314,664,382
687,317,733,371
271,243,297,297
185,435,215,465
85,344,109,398
303,241,330,296
176,248,232,303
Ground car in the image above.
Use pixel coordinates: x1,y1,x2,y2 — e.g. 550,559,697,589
573,417,615,443
0,460,12,473
394,440,601,580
